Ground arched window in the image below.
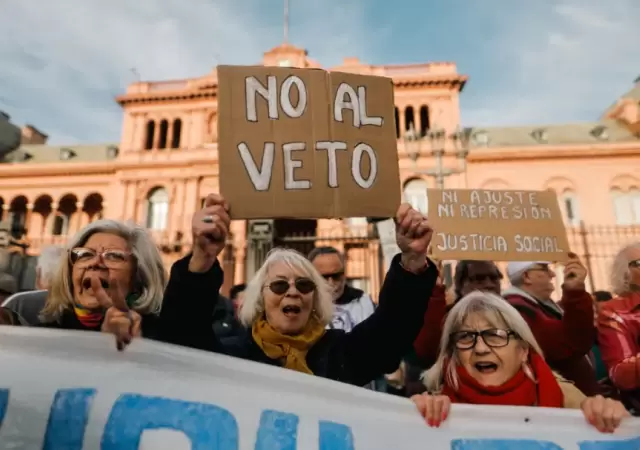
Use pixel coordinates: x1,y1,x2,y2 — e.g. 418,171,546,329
611,189,633,225
158,120,169,149
630,188,640,224
403,178,429,214
560,191,580,226
144,121,155,150
146,188,169,230
171,119,182,148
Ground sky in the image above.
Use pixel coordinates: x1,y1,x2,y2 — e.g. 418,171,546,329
0,0,638,145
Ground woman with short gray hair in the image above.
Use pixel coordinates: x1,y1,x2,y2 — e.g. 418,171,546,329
412,291,630,433
39,219,167,348
155,193,440,388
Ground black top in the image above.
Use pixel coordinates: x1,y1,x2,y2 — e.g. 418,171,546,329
37,306,161,339
158,253,438,387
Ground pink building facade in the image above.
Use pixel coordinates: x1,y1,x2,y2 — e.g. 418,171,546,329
1,44,639,296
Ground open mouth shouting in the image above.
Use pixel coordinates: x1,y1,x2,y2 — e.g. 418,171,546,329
81,276,110,291
474,361,498,374
282,304,302,318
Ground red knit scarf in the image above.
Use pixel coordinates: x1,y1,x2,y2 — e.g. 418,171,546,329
441,353,564,408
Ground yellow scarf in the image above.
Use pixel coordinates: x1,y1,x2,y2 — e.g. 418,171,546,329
252,315,326,374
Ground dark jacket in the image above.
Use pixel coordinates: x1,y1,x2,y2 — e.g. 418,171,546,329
37,307,161,339
158,253,438,387
213,295,244,345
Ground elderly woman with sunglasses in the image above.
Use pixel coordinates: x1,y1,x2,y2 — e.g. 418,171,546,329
411,291,630,434
156,194,439,387
38,219,167,348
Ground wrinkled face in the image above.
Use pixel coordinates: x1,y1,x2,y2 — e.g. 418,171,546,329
453,313,528,387
461,262,502,297
311,253,345,301
626,247,640,290
70,232,134,310
523,263,555,299
263,262,316,335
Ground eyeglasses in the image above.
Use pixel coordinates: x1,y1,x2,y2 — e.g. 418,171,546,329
321,271,344,282
629,259,640,269
69,248,132,269
451,328,518,350
267,278,316,295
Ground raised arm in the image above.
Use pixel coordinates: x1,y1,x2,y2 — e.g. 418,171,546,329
157,194,231,352
341,204,437,386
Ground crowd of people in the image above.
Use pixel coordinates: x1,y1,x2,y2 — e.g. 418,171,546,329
1,193,639,434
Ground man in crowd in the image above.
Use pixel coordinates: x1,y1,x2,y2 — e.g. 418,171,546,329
308,246,376,331
309,246,386,391
2,245,63,325
503,257,600,396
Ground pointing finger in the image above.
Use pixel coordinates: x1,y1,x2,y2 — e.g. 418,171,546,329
91,275,113,309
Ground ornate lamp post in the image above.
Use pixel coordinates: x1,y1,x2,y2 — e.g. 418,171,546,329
402,124,469,189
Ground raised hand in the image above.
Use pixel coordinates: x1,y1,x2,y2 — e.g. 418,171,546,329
93,275,141,351
191,193,231,273
395,203,433,272
563,252,587,289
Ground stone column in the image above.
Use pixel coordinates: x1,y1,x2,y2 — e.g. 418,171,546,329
399,109,406,134
46,203,58,235
24,203,33,236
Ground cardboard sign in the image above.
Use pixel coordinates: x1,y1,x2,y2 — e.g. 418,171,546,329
1,328,639,449
217,65,400,219
428,189,571,262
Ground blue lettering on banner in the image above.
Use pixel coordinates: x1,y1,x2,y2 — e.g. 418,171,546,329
319,421,355,450
43,388,96,450
0,389,8,429
452,440,563,449
579,437,640,449
255,410,299,450
100,393,239,450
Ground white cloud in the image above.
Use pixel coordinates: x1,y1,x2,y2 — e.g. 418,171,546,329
461,0,639,127
0,0,377,144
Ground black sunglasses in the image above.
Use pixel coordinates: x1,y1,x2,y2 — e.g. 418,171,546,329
267,278,316,295
451,328,518,350
321,271,344,282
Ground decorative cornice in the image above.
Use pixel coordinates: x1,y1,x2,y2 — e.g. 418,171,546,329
468,144,640,162
116,88,217,106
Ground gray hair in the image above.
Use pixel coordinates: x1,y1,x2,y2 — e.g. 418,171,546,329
238,247,334,328
36,245,66,287
610,241,640,296
508,272,525,287
423,291,544,392
41,219,167,321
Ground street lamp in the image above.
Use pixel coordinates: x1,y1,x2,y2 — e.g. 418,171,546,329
402,124,470,189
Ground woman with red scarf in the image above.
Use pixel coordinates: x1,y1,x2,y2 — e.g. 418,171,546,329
411,291,630,434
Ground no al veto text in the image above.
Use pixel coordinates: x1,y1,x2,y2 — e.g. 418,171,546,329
0,388,636,449
239,75,383,192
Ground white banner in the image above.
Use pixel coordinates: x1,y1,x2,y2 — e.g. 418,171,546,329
0,327,638,449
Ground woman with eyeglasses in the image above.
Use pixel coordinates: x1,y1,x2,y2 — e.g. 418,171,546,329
411,291,630,433
155,194,439,387
37,219,167,349
597,242,640,415
414,260,503,369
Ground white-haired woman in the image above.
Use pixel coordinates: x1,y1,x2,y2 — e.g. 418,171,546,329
156,194,439,386
411,291,630,433
597,241,640,415
38,219,167,349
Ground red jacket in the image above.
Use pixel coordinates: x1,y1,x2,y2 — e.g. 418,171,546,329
413,285,447,367
597,293,640,409
504,286,600,396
